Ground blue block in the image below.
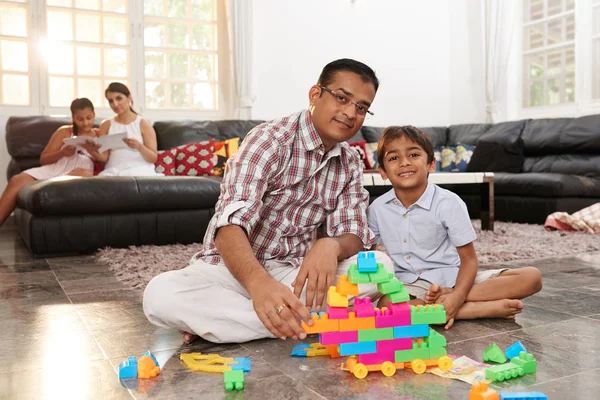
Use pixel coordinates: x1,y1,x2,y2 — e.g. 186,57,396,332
357,251,378,273
291,343,310,357
118,356,138,380
232,357,251,372
393,324,429,339
505,340,527,360
143,351,159,367
339,341,377,356
499,392,547,400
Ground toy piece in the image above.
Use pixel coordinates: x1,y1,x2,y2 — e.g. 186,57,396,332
338,312,376,331
469,382,500,400
348,264,371,284
357,351,395,365
180,353,234,372
327,305,349,319
138,355,161,378
354,297,376,317
376,338,412,352
231,358,251,372
484,343,508,363
358,327,394,342
375,305,410,328
485,362,525,382
341,354,452,379
505,340,527,360
410,304,446,324
339,340,377,356
291,343,329,357
223,370,244,391
119,356,138,380
301,312,340,334
393,324,429,339
357,251,378,272
327,286,348,307
425,329,446,347
510,352,536,374
336,275,359,296
143,351,159,367
326,344,341,358
388,288,410,304
367,263,390,284
320,330,358,345
377,273,405,294
499,392,547,400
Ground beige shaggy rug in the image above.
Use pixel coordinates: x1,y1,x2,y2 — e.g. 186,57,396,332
96,220,600,290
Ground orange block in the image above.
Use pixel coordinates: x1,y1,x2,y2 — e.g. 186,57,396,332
336,275,359,297
302,313,340,334
137,355,161,379
326,344,341,358
338,311,375,331
469,382,499,400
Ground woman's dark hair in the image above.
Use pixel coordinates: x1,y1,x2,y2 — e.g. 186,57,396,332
105,82,137,114
70,97,95,135
318,58,380,92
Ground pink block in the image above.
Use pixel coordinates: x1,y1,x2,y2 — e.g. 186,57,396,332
377,338,412,352
319,330,358,345
327,305,349,320
358,351,396,365
389,302,411,316
375,307,411,328
354,297,375,317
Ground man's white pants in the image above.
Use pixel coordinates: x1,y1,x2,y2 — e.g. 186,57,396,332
143,251,394,343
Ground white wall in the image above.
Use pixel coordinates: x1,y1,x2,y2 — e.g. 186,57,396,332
251,0,486,127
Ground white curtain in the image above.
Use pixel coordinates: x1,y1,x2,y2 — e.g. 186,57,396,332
227,0,255,120
484,0,517,123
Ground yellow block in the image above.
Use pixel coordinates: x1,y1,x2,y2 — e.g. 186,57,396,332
327,286,349,307
179,353,234,373
336,275,359,297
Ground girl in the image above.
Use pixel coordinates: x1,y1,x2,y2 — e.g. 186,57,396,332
0,98,99,227
96,82,159,176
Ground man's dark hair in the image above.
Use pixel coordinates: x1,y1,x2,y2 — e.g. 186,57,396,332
377,126,435,170
317,58,379,92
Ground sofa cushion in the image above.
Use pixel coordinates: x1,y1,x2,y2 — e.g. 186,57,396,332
521,118,571,155
420,127,448,148
349,140,372,169
447,124,492,146
215,120,264,141
155,148,178,176
495,173,600,198
523,154,600,177
154,120,220,150
213,137,240,177
360,126,385,143
467,120,527,173
174,140,217,176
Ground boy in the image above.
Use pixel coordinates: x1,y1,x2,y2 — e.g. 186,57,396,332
368,126,542,329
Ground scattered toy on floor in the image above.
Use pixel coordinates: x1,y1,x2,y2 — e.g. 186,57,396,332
118,351,160,380
224,370,245,391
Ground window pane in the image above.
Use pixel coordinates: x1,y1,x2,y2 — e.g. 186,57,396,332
145,51,165,78
192,25,213,50
103,16,128,45
104,48,127,77
75,14,101,43
547,49,562,76
48,43,74,74
565,47,575,74
566,0,575,10
594,39,600,99
144,22,166,47
49,76,75,106
146,81,165,108
169,53,188,79
547,18,563,45
0,6,27,37
192,54,212,80
76,46,101,75
565,14,575,41
565,74,575,102
547,0,562,17
191,0,212,20
1,40,28,72
48,11,74,41
594,6,600,36
75,0,100,11
171,82,190,107
527,53,545,79
168,0,187,18
144,0,163,16
524,23,544,50
547,77,561,104
528,81,544,107
77,78,103,106
525,0,544,22
168,23,189,48
48,0,73,6
2,74,29,105
102,0,127,13
193,82,214,109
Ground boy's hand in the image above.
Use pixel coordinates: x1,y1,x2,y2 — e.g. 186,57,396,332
436,292,465,330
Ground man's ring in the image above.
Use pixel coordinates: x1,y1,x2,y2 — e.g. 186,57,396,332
275,304,286,314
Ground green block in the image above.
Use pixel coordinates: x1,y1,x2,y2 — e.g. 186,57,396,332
395,342,430,362
224,370,244,391
428,347,447,359
410,304,446,325
485,362,525,382
425,329,447,348
388,287,410,303
377,274,405,294
510,351,536,374
348,264,370,284
483,343,508,364
368,263,390,283
358,327,394,342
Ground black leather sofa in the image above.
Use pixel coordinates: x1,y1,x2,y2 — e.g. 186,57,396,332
5,114,600,256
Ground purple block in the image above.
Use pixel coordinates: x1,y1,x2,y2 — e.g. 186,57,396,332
354,297,375,317
358,351,396,365
320,330,358,345
327,305,349,320
375,305,411,328
377,338,412,352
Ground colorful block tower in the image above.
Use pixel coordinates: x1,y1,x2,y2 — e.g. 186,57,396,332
301,251,452,379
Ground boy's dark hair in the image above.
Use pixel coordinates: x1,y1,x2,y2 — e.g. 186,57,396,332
70,98,94,135
105,82,137,114
377,126,435,170
318,59,379,92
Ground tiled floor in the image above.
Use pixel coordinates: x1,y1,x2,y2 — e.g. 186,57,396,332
2,220,600,399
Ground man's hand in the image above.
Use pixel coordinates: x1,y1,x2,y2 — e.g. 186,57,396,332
291,238,339,311
61,145,76,157
436,292,465,330
248,275,313,340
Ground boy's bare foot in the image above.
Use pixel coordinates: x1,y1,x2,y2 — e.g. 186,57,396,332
179,330,198,344
456,299,524,320
425,283,454,304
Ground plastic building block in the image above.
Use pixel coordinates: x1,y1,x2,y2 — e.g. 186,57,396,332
505,340,527,360
388,286,410,303
143,351,159,367
469,382,500,400
357,251,378,272
394,340,430,362
180,353,239,373
336,275,359,296
231,358,251,372
348,264,371,284
393,324,429,339
428,346,447,359
377,273,404,294
499,392,547,400
375,306,411,328
368,263,390,283
510,352,536,374
354,297,376,317
224,370,244,391
358,327,394,342
339,341,377,356
358,350,396,365
302,312,340,334
484,343,508,364
291,343,310,357
410,304,446,325
425,329,447,348
327,286,348,307
327,305,349,319
138,355,161,379
485,362,525,382
339,312,376,331
291,343,329,357
326,344,341,358
376,338,412,352
319,330,358,345
119,356,138,379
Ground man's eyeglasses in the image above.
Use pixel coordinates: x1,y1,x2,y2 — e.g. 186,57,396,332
319,85,374,117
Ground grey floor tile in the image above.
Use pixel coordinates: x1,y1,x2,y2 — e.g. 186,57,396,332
523,288,600,316
49,259,129,294
526,368,600,400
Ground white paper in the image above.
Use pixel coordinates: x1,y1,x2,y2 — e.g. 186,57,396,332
63,132,128,152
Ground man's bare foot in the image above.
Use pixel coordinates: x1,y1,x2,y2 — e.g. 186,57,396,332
456,299,524,320
425,284,454,304
179,331,198,344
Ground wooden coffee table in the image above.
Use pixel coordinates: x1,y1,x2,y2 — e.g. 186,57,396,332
363,171,495,231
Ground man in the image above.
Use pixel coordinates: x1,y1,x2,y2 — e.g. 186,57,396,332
143,59,394,343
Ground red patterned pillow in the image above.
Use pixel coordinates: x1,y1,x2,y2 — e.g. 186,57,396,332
349,140,372,170
174,140,217,176
155,148,178,176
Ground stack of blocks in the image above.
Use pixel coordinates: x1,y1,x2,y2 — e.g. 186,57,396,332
301,251,450,376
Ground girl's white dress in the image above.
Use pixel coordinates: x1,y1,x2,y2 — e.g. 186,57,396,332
99,115,159,177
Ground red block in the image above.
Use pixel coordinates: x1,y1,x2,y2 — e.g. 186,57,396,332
357,351,396,365
327,305,349,320
319,330,358,345
375,305,411,328
354,297,375,317
377,338,412,352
